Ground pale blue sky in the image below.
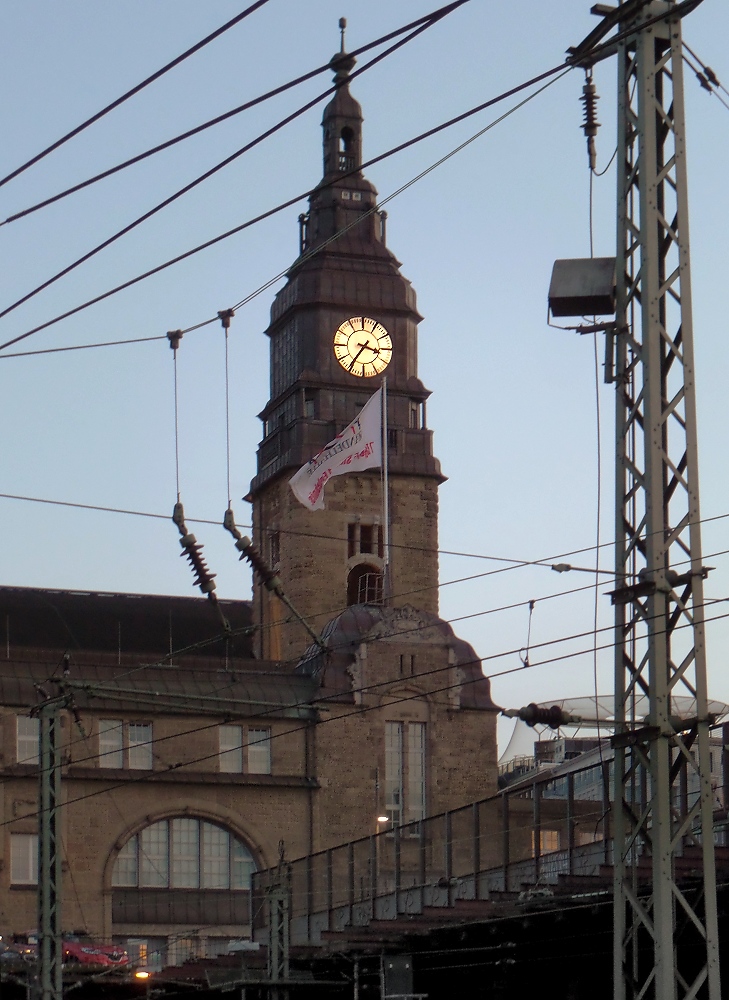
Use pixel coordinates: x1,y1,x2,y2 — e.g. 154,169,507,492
1,1,728,748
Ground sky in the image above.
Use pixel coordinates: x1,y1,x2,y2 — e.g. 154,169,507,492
1,1,728,752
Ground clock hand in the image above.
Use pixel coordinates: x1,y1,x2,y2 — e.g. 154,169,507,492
349,343,368,366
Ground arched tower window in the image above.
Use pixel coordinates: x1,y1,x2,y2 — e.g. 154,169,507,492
339,127,355,171
347,563,383,606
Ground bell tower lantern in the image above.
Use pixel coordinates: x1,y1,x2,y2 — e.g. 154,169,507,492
249,31,444,661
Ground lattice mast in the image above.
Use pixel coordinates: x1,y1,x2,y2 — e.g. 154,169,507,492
610,2,719,996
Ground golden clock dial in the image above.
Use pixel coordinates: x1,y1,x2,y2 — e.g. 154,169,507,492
333,316,392,378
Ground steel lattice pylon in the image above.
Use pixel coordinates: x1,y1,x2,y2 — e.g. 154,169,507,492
610,2,720,998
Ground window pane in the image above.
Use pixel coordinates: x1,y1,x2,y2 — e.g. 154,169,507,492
385,722,403,825
140,821,168,887
218,725,242,773
17,716,39,765
407,723,426,823
247,729,271,775
171,818,199,888
10,833,38,884
112,837,138,886
128,723,153,770
231,838,256,890
99,719,123,768
202,823,229,889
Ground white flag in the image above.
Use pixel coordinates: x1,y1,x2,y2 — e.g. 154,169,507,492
289,389,382,510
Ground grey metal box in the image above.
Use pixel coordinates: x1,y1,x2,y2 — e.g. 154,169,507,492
548,257,616,317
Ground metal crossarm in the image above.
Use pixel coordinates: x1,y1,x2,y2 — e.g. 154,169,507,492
611,2,720,997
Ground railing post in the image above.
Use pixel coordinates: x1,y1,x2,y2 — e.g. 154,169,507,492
394,824,401,913
567,773,575,876
472,802,481,899
533,780,541,885
370,835,377,921
348,842,355,924
602,760,611,866
306,855,312,945
418,820,426,892
444,811,453,907
501,792,510,892
326,850,333,930
723,724,729,822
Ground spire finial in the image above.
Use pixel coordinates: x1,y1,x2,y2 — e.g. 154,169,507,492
339,17,347,53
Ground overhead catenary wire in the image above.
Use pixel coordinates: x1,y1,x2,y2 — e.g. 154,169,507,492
31,578,729,764
683,47,729,112
0,0,471,229
0,0,700,357
0,0,275,190
7,600,729,831
0,58,573,356
1,490,728,577
0,9,460,325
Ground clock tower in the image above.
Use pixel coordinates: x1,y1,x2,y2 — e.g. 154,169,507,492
249,40,444,661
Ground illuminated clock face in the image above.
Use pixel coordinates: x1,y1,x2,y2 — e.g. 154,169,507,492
333,316,393,378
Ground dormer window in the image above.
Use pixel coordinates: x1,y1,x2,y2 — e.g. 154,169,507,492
341,190,351,200
352,191,362,202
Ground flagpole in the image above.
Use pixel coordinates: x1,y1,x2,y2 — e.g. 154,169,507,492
381,377,390,604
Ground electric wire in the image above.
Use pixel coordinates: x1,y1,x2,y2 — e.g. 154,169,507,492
172,342,181,502
587,151,605,758
0,10,457,324
0,1,470,228
0,58,573,355
7,600,729,831
30,592,729,768
222,319,233,509
0,0,700,355
1,489,727,578
683,41,729,99
683,41,729,111
0,334,168,359
0,0,275,190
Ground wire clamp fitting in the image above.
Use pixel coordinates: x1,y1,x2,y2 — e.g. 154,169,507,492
218,309,235,330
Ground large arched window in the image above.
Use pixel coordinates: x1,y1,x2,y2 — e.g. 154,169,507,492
112,818,255,891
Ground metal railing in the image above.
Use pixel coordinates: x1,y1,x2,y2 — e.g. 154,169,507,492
253,723,729,946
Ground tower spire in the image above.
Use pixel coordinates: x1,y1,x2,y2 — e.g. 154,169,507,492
338,16,346,53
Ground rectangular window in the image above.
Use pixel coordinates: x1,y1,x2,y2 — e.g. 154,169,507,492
128,723,153,770
140,821,168,888
219,725,243,773
17,716,39,765
407,723,426,823
10,833,38,884
532,829,561,854
385,722,403,826
360,524,374,554
98,719,124,768
202,822,229,889
171,818,199,888
113,838,138,886
248,728,271,774
231,838,256,890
